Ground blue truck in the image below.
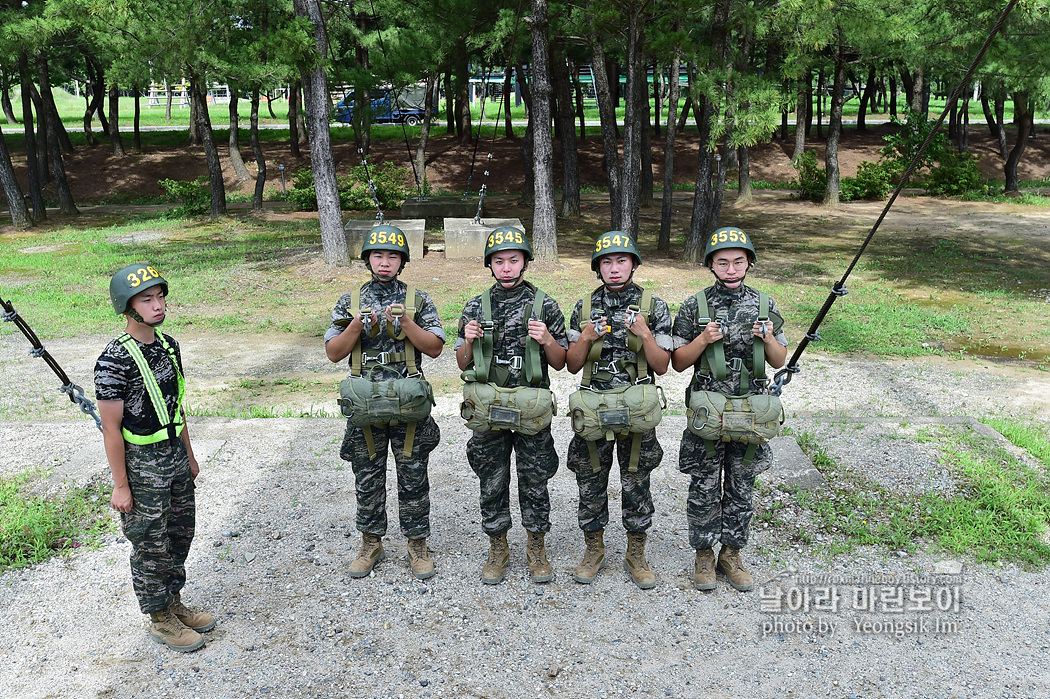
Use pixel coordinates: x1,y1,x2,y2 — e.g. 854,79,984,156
334,86,426,127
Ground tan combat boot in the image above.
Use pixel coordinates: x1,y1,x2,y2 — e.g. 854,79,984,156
573,529,605,584
482,533,510,584
525,531,554,584
407,537,435,580
348,533,386,578
692,548,717,591
717,546,754,592
170,594,216,632
149,608,204,652
624,532,656,589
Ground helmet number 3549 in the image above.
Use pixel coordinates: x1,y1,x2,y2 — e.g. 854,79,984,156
368,230,406,247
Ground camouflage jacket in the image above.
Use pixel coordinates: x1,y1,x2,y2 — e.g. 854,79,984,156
94,332,184,436
325,278,445,381
672,283,788,396
568,283,673,391
457,280,568,389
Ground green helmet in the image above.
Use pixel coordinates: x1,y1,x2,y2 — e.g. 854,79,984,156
591,231,642,271
110,263,168,314
484,226,534,267
704,227,756,267
361,224,410,263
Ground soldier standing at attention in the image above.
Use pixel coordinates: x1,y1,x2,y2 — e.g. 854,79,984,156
456,228,568,584
95,264,214,653
565,233,673,589
325,226,445,580
671,228,788,592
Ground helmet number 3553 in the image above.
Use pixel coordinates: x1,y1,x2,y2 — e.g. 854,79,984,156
709,229,748,246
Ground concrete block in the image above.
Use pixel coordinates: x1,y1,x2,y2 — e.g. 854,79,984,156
767,436,826,491
401,197,482,228
444,218,525,259
343,219,426,262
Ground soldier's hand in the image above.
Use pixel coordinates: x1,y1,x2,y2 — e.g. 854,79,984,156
752,320,771,340
111,484,133,513
464,319,484,342
527,319,552,345
385,303,406,324
701,321,724,343
625,310,651,339
189,457,200,480
580,317,607,342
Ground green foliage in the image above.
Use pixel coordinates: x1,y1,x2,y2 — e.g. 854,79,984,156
158,176,210,216
0,473,113,570
880,108,952,175
924,150,984,196
839,160,895,201
792,150,825,201
287,162,412,211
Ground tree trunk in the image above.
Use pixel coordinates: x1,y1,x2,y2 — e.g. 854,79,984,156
552,45,580,218
910,66,924,113
1004,91,1030,192
87,57,110,136
519,116,535,206
889,74,897,118
0,130,31,227
503,66,514,138
165,81,173,120
685,0,732,263
659,45,682,252
414,73,438,197
107,84,125,157
530,0,557,261
444,69,455,136
250,88,266,211
981,88,1008,160
0,67,16,125
736,145,753,204
289,80,302,158
455,55,472,146
570,59,586,141
590,36,622,230
619,2,644,237
823,39,846,207
815,67,824,140
640,72,654,209
188,92,201,147
30,84,48,185
228,87,251,180
81,88,98,147
857,65,876,132
134,89,142,150
293,0,348,265
36,53,77,214
652,64,661,138
18,54,45,221
36,70,73,154
190,79,227,218
792,74,808,161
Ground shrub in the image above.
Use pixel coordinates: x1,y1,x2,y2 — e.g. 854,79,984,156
792,150,825,201
880,108,951,177
158,176,210,216
840,159,894,201
925,151,983,196
287,162,411,211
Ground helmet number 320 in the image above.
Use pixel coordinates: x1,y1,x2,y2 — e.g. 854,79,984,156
126,266,161,287
369,230,406,247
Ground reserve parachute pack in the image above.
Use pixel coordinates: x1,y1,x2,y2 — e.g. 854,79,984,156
567,289,665,472
337,284,435,458
685,290,784,464
460,287,556,435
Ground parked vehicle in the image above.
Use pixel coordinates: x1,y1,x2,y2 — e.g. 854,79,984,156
334,87,426,126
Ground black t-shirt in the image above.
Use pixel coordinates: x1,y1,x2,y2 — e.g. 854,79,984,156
94,333,184,436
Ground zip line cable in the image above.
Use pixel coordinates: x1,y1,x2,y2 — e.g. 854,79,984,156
1,294,102,431
770,0,1022,397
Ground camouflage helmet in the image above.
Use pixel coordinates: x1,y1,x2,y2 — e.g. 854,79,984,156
704,226,757,267
361,224,411,264
591,231,642,271
110,263,168,314
484,226,534,267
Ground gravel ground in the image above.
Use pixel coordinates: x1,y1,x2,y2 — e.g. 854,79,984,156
2,333,1050,698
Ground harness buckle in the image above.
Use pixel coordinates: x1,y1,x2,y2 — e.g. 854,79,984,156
634,374,653,385
728,357,745,372
366,351,393,365
592,359,619,375
626,304,640,327
756,320,770,339
510,355,523,370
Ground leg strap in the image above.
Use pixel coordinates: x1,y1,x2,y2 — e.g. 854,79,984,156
587,440,602,473
628,432,642,473
704,439,717,459
743,442,758,466
402,422,416,458
363,425,377,460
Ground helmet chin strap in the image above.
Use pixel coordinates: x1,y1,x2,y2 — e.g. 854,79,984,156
490,262,527,289
710,266,748,290
127,309,164,328
599,266,636,291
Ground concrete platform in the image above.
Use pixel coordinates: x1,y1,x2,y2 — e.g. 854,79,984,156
443,218,525,259
767,435,825,491
401,196,482,228
343,218,426,261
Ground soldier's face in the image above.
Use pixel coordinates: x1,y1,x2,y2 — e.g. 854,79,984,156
127,286,166,326
490,251,526,288
369,250,403,278
598,254,636,288
710,249,750,289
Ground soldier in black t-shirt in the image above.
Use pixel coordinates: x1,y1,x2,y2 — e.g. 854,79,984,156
95,264,213,653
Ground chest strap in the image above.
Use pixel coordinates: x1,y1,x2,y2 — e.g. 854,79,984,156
117,332,185,445
581,289,652,388
694,290,769,395
471,287,546,387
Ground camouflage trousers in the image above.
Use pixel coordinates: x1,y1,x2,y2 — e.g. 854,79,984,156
121,438,195,614
466,426,560,535
340,416,440,539
566,429,662,533
678,430,770,550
